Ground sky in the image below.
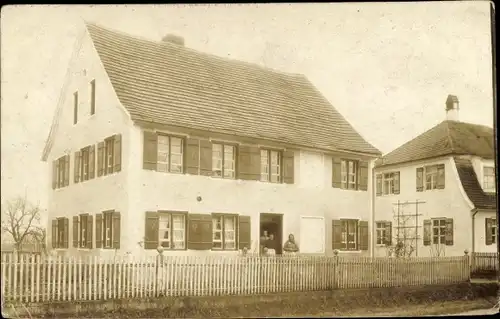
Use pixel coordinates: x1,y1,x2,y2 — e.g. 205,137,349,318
0,3,494,210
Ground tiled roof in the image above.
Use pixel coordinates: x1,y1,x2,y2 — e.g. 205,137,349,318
454,157,497,210
375,120,495,167
85,23,381,156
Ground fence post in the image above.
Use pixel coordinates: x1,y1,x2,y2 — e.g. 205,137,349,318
464,249,471,282
156,246,164,297
333,249,339,289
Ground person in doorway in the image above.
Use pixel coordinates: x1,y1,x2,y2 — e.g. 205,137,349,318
260,230,269,255
267,233,277,256
283,233,299,255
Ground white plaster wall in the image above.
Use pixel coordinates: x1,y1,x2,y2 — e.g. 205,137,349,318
471,156,496,192
474,211,498,253
374,156,474,257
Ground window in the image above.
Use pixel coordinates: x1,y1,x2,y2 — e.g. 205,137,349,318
57,218,65,247
383,173,394,195
420,164,445,191
425,166,438,190
340,219,358,250
341,160,358,190
376,172,400,196
486,218,497,245
96,210,120,249
432,218,447,244
105,138,114,175
157,135,184,173
260,149,282,183
483,167,496,192
79,214,88,248
52,217,68,249
90,80,96,115
97,134,121,177
159,212,186,249
376,221,391,245
73,92,78,124
212,214,237,250
212,143,236,179
103,211,113,248
53,155,69,189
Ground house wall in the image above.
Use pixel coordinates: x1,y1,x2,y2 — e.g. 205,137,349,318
374,156,473,257
46,30,133,258
125,127,375,257
473,210,498,253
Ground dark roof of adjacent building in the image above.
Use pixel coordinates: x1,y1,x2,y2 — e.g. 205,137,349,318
85,23,381,156
375,120,495,167
454,157,497,210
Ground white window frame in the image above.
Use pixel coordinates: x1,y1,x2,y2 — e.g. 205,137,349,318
103,211,113,249
104,137,114,175
491,219,497,244
260,149,282,183
79,214,88,248
157,135,184,174
340,219,358,251
158,212,187,250
212,143,236,179
483,166,496,192
56,156,67,189
432,218,446,245
341,160,358,190
383,173,395,195
376,222,387,245
212,214,237,250
425,166,438,190
80,147,90,182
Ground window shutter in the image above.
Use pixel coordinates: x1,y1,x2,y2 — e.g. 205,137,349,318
393,172,400,194
95,213,103,248
199,139,213,176
423,219,431,246
238,145,261,181
436,164,445,189
143,131,158,170
52,161,57,189
72,216,79,248
283,150,295,184
332,157,342,188
144,211,159,250
51,220,57,248
238,215,251,250
384,221,392,246
332,219,343,250
185,137,200,175
113,134,122,173
74,151,81,184
376,174,382,196
358,221,369,250
416,167,424,192
112,211,121,249
485,218,493,245
63,217,69,248
86,215,93,248
445,218,453,246
187,214,213,250
64,155,70,187
89,145,96,179
358,160,369,191
97,142,105,177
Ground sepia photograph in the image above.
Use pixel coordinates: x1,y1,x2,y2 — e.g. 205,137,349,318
1,2,498,318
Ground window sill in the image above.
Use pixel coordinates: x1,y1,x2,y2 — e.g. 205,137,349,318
336,250,363,253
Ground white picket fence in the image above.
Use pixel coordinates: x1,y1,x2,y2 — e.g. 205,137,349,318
1,253,470,303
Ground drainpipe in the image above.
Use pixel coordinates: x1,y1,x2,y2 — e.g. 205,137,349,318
370,159,376,258
471,209,478,254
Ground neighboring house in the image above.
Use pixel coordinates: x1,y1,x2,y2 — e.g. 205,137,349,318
373,94,497,257
41,23,381,258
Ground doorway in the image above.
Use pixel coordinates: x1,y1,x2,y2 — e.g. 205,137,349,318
259,213,283,255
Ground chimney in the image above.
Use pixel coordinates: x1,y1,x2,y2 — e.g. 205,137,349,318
445,94,459,121
161,34,185,46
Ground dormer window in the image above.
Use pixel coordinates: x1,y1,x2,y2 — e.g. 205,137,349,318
483,166,495,192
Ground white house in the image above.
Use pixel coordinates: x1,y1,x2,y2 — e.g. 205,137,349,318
41,23,381,259
373,95,497,257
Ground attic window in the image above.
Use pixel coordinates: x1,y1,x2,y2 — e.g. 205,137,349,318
483,166,495,192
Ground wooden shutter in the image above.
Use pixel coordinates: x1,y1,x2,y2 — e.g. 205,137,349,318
187,214,213,250
436,164,445,189
199,139,213,176
423,219,431,246
74,151,81,184
185,137,200,175
238,215,251,250
97,142,105,177
283,150,295,184
64,155,70,187
144,211,159,250
358,221,369,250
384,221,392,246
112,211,121,249
52,161,57,189
376,174,382,196
332,157,342,188
332,219,343,250
85,215,93,248
51,220,57,248
72,216,79,248
416,167,424,192
238,145,261,181
63,217,69,248
358,160,369,191
89,145,96,179
143,131,158,170
445,218,453,246
95,213,103,248
485,218,493,245
393,172,400,194
113,134,122,173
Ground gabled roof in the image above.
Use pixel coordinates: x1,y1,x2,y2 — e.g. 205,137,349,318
375,120,495,167
454,157,497,210
83,23,381,156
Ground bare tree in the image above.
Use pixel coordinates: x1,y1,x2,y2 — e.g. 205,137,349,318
1,196,45,253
